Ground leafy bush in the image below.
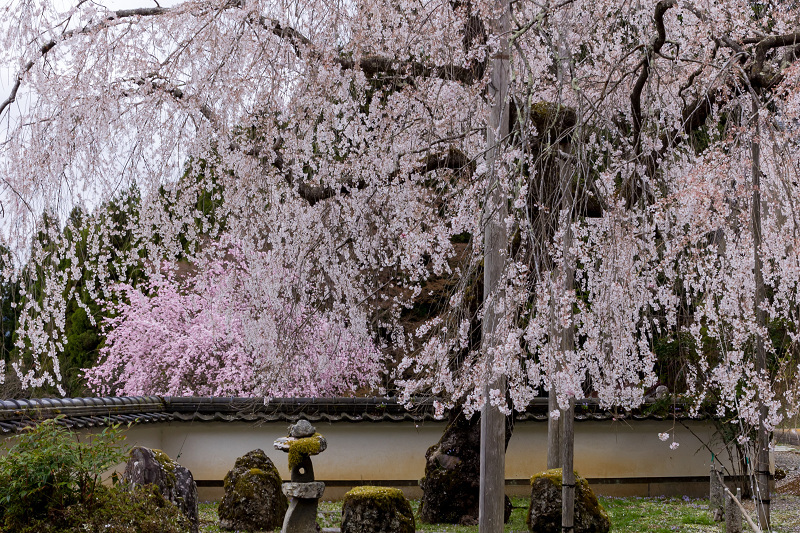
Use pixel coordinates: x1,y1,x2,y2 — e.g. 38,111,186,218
0,417,125,527
13,484,190,533
0,418,189,532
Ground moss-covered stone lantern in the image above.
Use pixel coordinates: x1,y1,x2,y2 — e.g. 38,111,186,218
274,419,327,533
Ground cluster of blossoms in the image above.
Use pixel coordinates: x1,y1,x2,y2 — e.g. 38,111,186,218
84,241,384,397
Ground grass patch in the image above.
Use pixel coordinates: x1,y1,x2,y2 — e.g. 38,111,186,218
600,496,722,533
199,496,733,532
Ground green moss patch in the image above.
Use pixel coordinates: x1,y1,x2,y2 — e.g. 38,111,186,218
345,486,406,504
218,450,287,531
288,433,323,469
527,468,610,532
530,468,577,489
343,486,413,520
150,448,178,485
342,486,415,533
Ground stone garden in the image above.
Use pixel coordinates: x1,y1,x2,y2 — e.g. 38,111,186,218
4,411,800,532
48,419,794,533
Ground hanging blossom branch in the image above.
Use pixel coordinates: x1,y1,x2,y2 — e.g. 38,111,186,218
261,14,479,84
0,0,482,124
0,6,173,118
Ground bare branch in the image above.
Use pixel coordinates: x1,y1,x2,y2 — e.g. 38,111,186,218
415,147,474,176
630,0,676,151
751,31,800,87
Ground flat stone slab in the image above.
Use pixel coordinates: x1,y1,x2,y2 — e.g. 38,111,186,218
283,481,326,499
274,435,328,455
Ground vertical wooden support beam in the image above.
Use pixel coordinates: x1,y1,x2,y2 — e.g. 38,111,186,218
561,397,575,533
750,95,770,531
558,139,577,533
710,464,725,521
479,2,510,532
547,394,562,469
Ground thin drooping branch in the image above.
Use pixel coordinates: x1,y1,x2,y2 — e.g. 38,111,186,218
340,57,476,85
624,4,799,210
0,6,170,118
677,32,800,137
1,2,480,122
451,0,488,81
416,147,474,176
257,12,477,84
258,16,313,55
274,142,473,205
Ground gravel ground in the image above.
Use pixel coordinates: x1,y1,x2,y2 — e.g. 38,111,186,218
771,448,800,532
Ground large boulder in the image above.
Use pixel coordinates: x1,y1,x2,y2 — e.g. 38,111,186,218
341,486,415,533
217,449,288,531
527,469,610,533
419,410,512,525
123,446,199,533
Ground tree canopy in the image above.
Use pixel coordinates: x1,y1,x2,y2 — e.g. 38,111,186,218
0,0,799,437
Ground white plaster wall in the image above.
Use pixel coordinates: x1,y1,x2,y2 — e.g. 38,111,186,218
152,421,444,482
1,417,744,499
102,418,735,483
507,419,737,479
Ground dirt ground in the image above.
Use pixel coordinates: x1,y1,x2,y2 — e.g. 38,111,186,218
768,446,800,532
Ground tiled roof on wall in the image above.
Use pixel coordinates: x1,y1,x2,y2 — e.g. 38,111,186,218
0,395,689,434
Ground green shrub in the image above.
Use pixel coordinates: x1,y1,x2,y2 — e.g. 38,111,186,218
0,418,190,532
12,483,189,533
0,417,125,528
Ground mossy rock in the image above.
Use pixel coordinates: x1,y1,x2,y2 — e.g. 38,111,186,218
341,486,415,533
418,411,512,525
527,469,610,533
12,484,191,533
123,446,199,533
530,101,577,141
218,449,288,532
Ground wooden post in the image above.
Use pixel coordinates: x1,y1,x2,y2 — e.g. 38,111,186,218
547,394,562,469
478,1,510,532
750,95,770,531
557,131,577,533
561,397,575,533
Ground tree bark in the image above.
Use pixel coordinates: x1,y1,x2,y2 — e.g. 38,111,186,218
419,409,512,525
479,1,511,532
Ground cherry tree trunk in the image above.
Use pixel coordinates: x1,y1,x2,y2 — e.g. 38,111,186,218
419,409,513,525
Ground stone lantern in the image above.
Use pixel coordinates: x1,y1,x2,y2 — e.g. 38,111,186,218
274,420,327,533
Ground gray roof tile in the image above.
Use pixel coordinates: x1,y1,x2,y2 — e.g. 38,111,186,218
0,395,694,434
